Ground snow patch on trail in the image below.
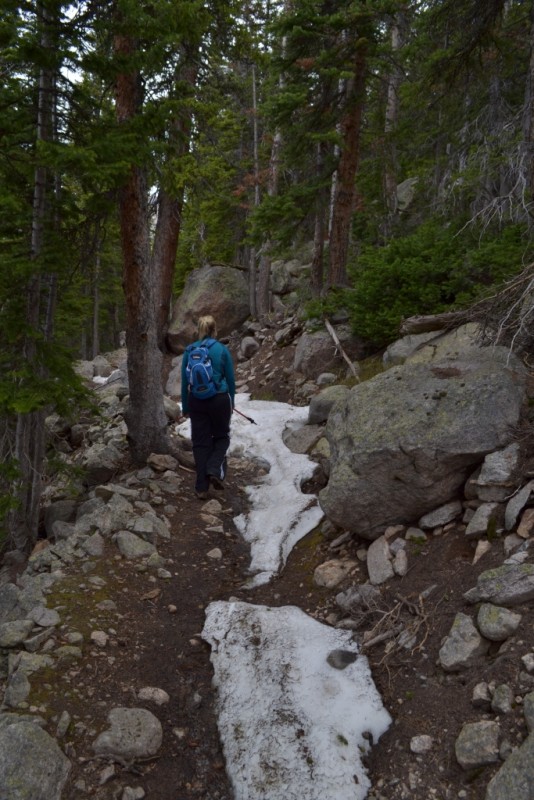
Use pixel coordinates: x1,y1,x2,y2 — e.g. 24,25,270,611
202,601,392,800
230,395,324,586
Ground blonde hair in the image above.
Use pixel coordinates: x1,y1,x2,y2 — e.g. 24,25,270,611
198,315,217,339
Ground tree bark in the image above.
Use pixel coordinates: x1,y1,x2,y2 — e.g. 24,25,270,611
115,31,169,464
154,59,197,349
9,0,56,552
522,0,534,217
383,12,406,220
327,39,368,288
311,142,327,294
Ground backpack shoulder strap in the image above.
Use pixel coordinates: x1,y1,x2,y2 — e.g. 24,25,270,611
202,338,217,349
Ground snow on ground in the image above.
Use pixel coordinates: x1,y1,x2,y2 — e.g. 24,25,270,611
180,392,391,799
228,394,325,586
202,601,392,800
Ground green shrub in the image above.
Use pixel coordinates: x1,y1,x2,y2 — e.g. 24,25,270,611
345,221,531,346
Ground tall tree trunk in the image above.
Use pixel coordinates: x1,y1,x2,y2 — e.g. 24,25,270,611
249,62,261,318
311,142,327,294
154,59,197,349
257,127,283,316
383,12,406,221
327,40,368,288
92,227,101,359
522,0,534,220
115,31,169,464
10,0,56,552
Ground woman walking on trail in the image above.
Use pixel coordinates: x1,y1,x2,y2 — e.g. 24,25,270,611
181,316,235,499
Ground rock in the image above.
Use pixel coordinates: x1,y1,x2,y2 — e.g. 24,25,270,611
410,734,434,754
518,508,534,538
308,385,350,425
475,444,522,502
472,682,492,710
485,733,534,799
166,265,249,353
383,331,438,366
473,539,492,564
0,619,34,648
438,612,489,671
313,559,357,589
207,548,223,560
366,536,394,585
0,720,71,799
316,372,337,386
492,684,514,715
454,720,500,769
137,687,170,706
282,424,324,454
165,356,183,397
392,548,408,577
319,357,525,538
477,604,522,641
325,649,358,670
92,707,163,760
159,397,179,424
93,354,113,377
44,499,77,538
524,692,534,732
294,326,365,380
3,669,31,707
51,520,77,541
505,481,534,530
240,336,260,359
81,532,105,557
418,500,463,529
115,531,157,560
28,605,60,628
147,453,178,472
465,503,501,539
82,443,123,486
464,564,534,606
404,323,486,365
335,583,381,614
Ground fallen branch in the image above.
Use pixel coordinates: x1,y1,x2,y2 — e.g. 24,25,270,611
324,317,359,379
399,309,468,336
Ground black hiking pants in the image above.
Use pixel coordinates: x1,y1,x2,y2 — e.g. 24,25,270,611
189,392,232,492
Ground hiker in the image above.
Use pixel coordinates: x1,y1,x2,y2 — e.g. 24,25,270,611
181,315,236,499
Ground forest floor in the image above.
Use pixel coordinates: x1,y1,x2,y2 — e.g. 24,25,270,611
36,343,534,800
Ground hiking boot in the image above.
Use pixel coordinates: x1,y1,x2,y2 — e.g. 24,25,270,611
195,490,209,500
208,474,225,491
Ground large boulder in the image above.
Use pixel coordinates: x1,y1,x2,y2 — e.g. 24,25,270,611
294,326,366,380
319,355,526,539
167,265,249,353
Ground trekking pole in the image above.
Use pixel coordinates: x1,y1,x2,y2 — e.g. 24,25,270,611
234,407,257,425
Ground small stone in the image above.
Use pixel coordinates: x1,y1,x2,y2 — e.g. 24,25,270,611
455,720,500,769
518,508,534,538
491,684,513,715
326,649,358,670
167,605,177,614
410,734,434,754
521,652,534,673
405,527,426,541
207,548,223,560
91,630,109,648
473,540,492,564
313,559,358,589
472,682,492,710
137,687,170,706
